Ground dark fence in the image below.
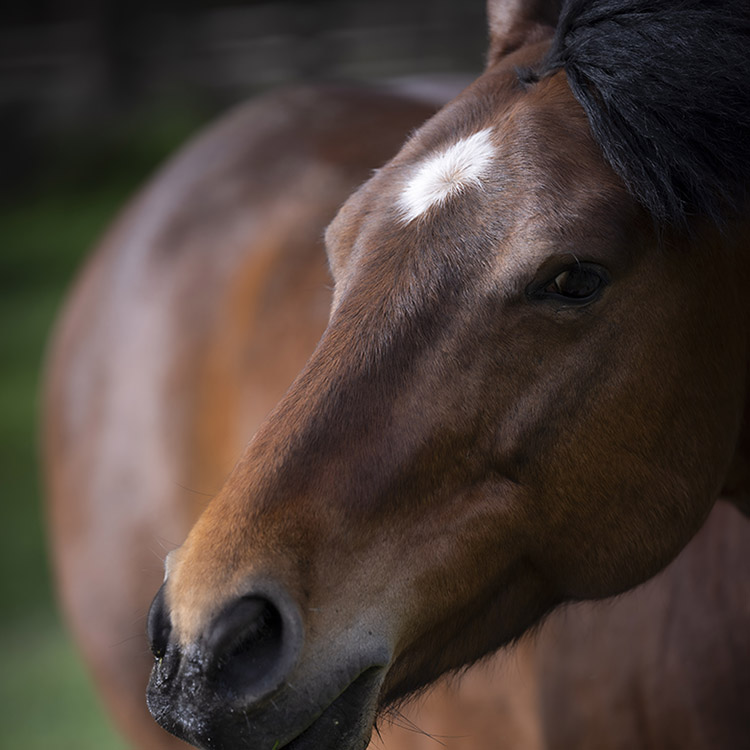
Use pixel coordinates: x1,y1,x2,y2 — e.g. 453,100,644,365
1,0,487,192
1,1,487,128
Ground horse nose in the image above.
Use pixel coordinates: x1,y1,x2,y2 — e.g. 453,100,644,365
203,594,298,698
149,581,304,704
147,583,172,658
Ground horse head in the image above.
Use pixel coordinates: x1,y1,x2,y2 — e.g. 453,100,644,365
147,1,750,747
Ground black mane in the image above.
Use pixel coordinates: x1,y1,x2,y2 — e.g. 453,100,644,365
537,0,750,227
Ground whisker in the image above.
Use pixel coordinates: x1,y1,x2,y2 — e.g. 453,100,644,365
379,706,448,746
111,632,149,648
153,535,182,551
128,611,149,626
175,482,214,498
148,546,168,564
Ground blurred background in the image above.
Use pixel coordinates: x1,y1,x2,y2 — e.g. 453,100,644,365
0,1,487,747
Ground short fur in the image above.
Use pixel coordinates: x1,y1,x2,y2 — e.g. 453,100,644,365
531,0,750,227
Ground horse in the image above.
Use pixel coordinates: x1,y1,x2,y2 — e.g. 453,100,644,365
43,0,750,748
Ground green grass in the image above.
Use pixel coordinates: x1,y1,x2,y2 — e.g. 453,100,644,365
0,101,209,749
0,614,129,750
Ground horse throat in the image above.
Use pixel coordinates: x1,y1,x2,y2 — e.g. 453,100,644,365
723,372,750,517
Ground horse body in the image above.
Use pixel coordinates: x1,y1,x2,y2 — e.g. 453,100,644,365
538,502,750,750
385,504,750,750
44,86,436,749
44,1,750,749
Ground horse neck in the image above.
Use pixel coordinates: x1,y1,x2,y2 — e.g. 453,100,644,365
724,379,750,516
721,213,750,516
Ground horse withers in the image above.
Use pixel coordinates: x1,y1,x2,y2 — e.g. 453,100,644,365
45,0,750,748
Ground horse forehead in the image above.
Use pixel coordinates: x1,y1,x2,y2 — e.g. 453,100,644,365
330,75,613,288
397,128,498,224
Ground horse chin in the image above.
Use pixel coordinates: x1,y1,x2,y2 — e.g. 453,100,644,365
147,652,386,750
280,667,384,750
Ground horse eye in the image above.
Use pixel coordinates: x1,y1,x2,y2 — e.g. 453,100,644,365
539,264,607,303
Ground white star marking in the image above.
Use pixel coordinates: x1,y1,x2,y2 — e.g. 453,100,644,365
398,128,496,223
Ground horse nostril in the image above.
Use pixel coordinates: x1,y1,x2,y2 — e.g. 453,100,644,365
147,583,172,658
204,593,300,700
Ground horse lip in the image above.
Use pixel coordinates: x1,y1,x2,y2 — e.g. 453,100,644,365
277,666,386,750
147,643,389,750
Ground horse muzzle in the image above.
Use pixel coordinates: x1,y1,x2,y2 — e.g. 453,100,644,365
145,582,390,749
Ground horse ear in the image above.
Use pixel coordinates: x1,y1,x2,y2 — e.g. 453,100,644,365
486,0,561,65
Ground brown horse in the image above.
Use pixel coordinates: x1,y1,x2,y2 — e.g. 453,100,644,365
44,0,750,748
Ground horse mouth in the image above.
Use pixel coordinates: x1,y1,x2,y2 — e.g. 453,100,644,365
278,667,384,750
148,655,385,750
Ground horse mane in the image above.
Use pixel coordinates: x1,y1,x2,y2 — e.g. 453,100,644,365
529,0,750,227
